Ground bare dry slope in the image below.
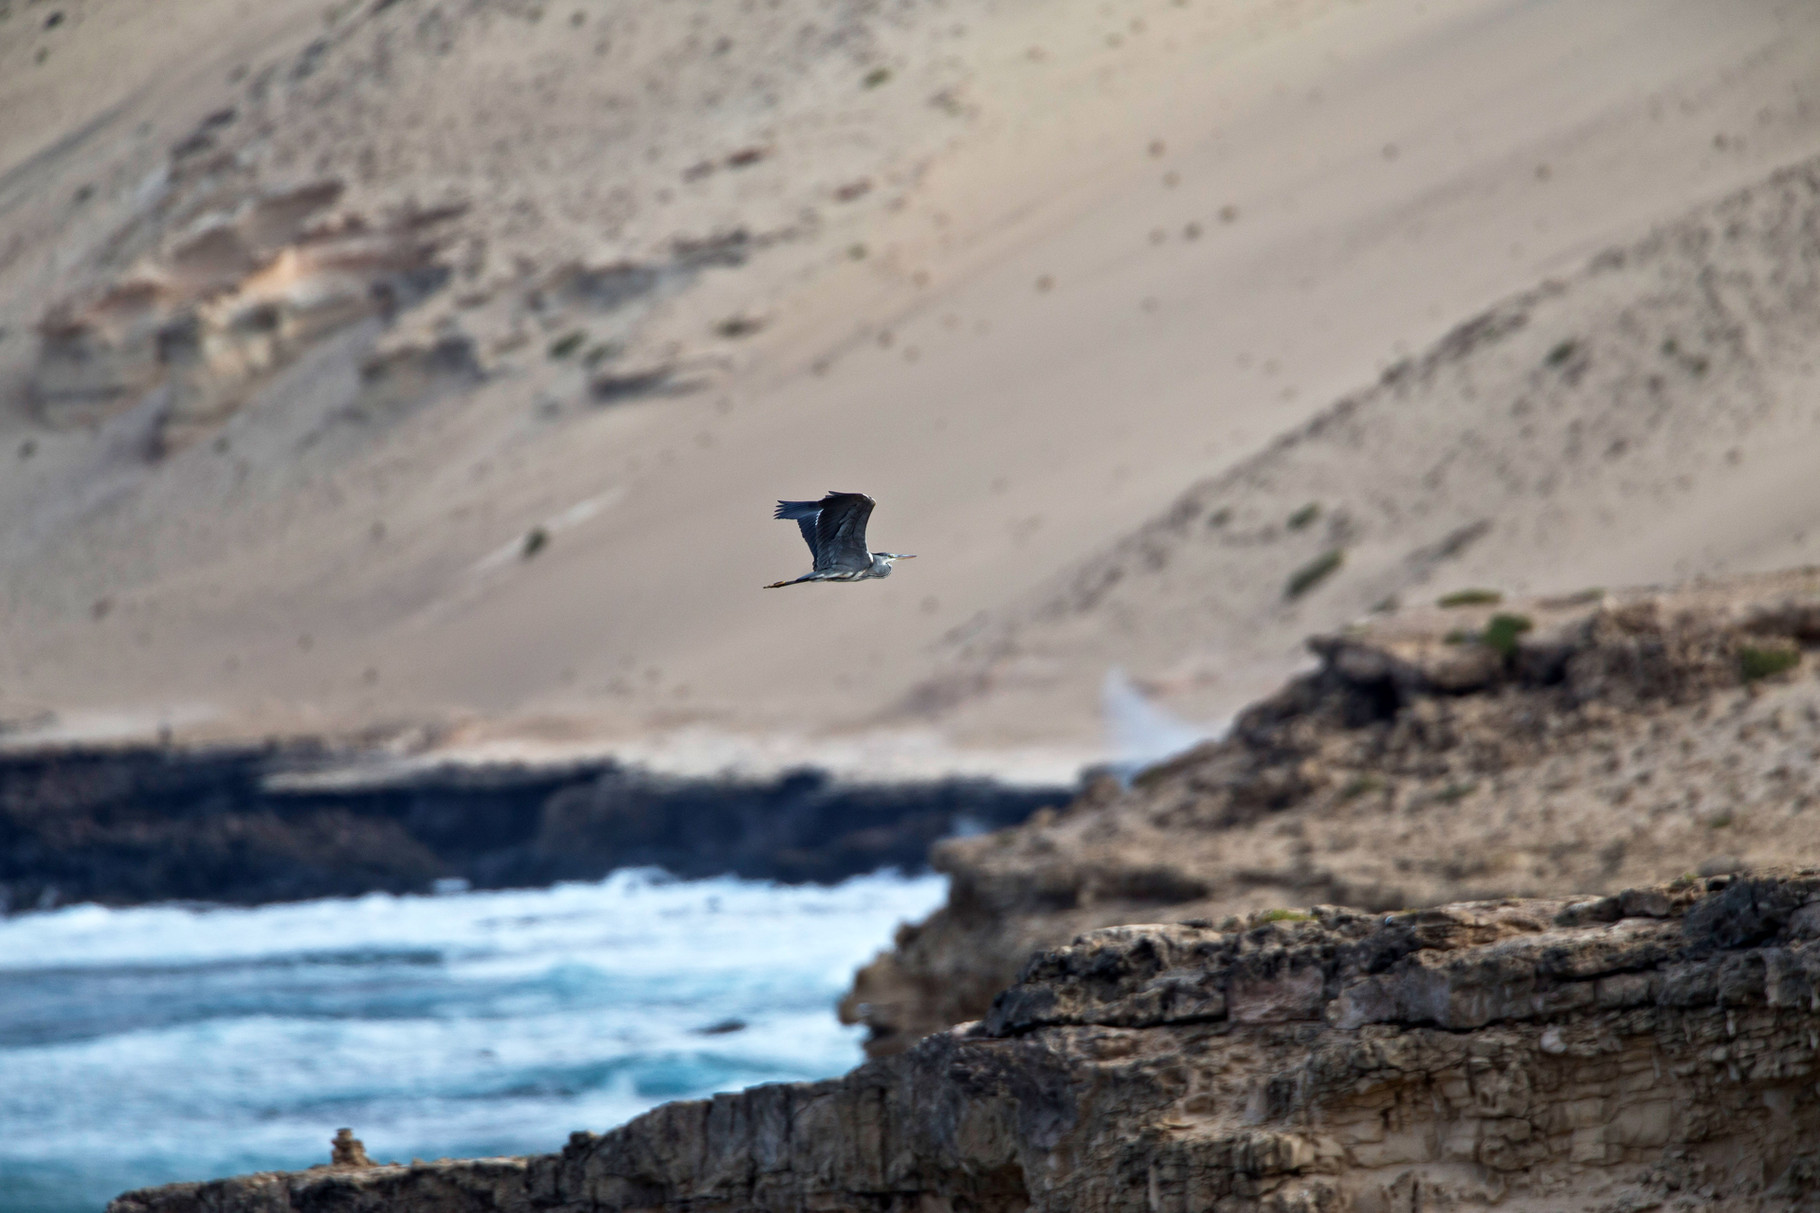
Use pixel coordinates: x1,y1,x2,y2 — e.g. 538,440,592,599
905,151,1820,741
4,0,1820,757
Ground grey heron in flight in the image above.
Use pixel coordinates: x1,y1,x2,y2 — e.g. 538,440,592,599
764,492,915,588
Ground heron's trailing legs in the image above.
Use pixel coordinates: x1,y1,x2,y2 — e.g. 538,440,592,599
763,570,863,588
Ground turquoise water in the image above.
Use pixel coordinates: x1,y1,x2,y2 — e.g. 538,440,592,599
0,869,947,1212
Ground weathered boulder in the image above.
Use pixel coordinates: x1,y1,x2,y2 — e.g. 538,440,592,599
110,871,1820,1211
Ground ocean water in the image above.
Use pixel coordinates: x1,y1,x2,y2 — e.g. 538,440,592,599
0,869,948,1213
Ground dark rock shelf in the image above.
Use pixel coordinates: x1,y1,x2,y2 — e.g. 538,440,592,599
0,742,1075,912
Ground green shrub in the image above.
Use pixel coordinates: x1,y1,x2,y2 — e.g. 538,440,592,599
547,331,585,359
1258,908,1312,923
714,314,765,339
862,66,892,88
1286,503,1320,531
521,527,549,559
1481,613,1533,658
1546,339,1578,366
1739,644,1800,682
1437,588,1502,608
1339,774,1383,800
1285,549,1343,599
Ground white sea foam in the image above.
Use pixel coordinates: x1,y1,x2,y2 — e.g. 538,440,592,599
1101,667,1215,776
0,870,947,1213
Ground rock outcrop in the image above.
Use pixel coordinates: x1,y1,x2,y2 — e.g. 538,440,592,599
31,182,467,448
847,570,1820,1053
0,742,1068,911
112,870,1820,1211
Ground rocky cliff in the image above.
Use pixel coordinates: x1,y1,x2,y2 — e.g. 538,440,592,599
846,570,1820,1053
112,870,1820,1211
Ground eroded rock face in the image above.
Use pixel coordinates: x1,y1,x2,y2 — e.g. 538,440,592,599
110,872,1820,1211
32,183,466,447
846,570,1820,1053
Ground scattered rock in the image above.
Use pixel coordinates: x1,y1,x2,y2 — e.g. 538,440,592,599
712,314,765,339
693,1018,747,1035
329,1130,373,1169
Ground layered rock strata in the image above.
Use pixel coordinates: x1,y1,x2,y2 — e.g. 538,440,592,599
848,570,1820,1052
114,871,1820,1211
31,183,468,447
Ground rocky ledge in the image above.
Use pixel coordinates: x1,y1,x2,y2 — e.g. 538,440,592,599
846,569,1820,1053
0,742,1068,911
114,870,1820,1211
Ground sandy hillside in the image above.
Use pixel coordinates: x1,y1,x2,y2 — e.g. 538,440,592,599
914,149,1820,746
2,0,1819,766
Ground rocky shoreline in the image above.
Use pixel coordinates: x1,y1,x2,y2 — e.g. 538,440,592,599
0,742,1072,912
93,569,1820,1212
112,869,1820,1211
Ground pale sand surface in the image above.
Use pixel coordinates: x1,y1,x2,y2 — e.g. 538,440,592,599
2,0,1819,770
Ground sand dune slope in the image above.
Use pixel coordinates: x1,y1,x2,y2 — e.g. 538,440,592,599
915,151,1820,742
2,0,1819,760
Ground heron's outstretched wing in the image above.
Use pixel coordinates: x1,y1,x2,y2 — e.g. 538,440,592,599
774,499,825,564
774,492,875,571
812,492,875,572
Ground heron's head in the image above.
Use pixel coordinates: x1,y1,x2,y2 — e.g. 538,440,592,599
871,552,916,576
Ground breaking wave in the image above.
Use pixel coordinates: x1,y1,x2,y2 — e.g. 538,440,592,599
0,869,947,1212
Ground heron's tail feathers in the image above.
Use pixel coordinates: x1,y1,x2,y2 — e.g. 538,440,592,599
774,500,821,520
